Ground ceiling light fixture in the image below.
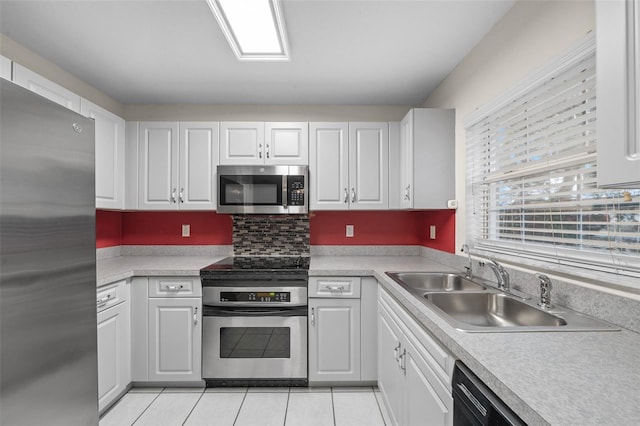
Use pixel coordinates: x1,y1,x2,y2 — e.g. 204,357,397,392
206,0,290,61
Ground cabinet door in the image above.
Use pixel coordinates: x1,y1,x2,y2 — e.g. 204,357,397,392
179,122,219,210
378,302,403,426
81,99,125,210
1,55,11,80
309,298,361,382
219,122,265,165
596,0,640,188
97,301,130,413
349,123,389,210
309,123,349,210
148,298,201,382
403,338,453,426
138,122,179,210
265,122,309,165
12,63,81,113
399,111,414,209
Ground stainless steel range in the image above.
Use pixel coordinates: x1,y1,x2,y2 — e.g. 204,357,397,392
200,256,310,387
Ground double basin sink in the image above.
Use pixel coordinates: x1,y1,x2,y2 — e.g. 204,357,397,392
385,272,618,332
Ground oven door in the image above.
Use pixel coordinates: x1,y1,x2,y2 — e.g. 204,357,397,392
202,306,307,381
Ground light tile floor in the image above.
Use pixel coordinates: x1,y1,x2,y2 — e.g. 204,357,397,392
100,386,391,426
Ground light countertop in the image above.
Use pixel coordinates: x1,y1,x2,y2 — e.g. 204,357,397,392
97,254,640,426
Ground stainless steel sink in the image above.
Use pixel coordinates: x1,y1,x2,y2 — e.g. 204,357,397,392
422,291,618,332
425,292,566,328
386,272,486,292
385,270,619,332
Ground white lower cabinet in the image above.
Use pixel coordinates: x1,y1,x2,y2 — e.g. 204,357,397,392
96,280,130,414
131,276,202,384
309,298,361,382
378,286,454,426
148,298,201,382
308,276,377,384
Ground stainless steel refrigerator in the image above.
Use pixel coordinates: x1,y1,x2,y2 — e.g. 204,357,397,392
1,79,98,425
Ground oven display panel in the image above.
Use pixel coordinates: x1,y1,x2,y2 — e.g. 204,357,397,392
220,291,290,302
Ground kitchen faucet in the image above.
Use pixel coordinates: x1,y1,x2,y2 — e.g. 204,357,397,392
460,244,472,278
486,259,510,292
535,273,553,309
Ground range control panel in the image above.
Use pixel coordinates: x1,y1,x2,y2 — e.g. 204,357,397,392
220,291,291,303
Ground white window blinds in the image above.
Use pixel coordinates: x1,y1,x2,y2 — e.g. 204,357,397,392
465,35,640,276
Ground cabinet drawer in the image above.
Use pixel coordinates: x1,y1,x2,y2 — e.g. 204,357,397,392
309,277,361,298
97,280,127,313
148,277,202,298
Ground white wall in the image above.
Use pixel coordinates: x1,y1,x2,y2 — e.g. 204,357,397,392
422,0,595,250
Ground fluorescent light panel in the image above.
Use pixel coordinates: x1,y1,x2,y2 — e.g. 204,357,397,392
207,0,290,61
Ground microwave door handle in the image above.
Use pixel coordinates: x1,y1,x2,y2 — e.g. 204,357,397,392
282,175,287,208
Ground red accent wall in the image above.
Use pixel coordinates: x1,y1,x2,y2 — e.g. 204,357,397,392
96,210,122,248
310,211,422,245
121,211,233,245
96,209,455,253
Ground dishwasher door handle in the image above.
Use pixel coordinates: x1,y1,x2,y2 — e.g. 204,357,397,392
457,383,488,417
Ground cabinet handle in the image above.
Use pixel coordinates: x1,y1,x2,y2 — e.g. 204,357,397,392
398,348,406,371
325,285,345,292
194,307,199,326
171,188,177,203
165,284,184,291
311,307,315,326
393,342,401,361
343,188,349,203
259,144,263,159
351,188,356,203
266,144,270,159
96,294,112,307
179,188,184,203
404,184,411,201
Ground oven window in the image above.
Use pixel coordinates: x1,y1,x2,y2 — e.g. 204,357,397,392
220,327,290,358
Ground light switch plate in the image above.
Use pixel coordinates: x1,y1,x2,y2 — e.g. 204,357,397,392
429,225,436,239
182,224,190,237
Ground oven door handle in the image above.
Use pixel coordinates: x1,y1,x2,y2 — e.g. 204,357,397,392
204,306,308,317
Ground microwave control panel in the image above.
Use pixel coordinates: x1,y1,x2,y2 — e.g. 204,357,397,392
287,175,306,206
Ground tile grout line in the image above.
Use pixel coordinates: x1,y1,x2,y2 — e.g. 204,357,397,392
330,387,337,426
372,387,388,426
232,388,249,426
180,389,206,426
130,388,165,426
282,387,291,426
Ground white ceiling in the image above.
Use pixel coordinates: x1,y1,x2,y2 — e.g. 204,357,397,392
0,0,515,106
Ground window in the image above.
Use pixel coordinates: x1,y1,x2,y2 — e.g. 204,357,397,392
465,35,640,277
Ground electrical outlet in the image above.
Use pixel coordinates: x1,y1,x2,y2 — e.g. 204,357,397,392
182,224,190,237
429,225,436,240
346,224,354,237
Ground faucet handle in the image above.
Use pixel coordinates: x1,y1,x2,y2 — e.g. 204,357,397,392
535,273,553,309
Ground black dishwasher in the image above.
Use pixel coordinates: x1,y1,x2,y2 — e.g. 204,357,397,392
452,361,527,426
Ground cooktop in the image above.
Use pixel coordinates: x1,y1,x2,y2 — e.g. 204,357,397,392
200,256,310,274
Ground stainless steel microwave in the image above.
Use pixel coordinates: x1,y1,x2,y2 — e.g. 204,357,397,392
217,165,308,214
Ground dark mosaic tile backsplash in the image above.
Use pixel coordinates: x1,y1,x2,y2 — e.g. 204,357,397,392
232,215,310,256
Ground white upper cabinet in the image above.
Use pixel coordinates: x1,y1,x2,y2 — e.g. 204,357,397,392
310,122,389,210
220,122,308,165
1,55,11,80
265,122,309,164
81,99,125,210
349,122,389,210
596,0,640,188
219,122,265,164
138,122,219,210
310,123,350,210
399,109,455,209
13,63,81,113
179,122,220,209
